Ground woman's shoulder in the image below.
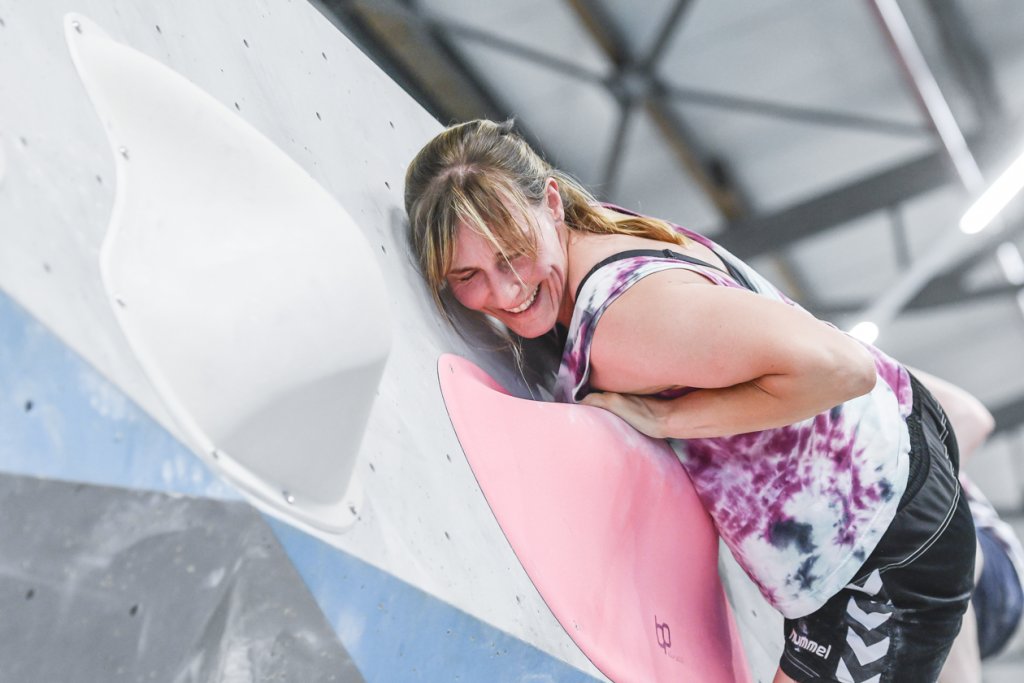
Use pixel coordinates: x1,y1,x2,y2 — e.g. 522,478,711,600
566,232,724,302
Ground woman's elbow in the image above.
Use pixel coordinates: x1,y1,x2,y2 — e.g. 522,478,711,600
834,342,877,401
806,335,876,404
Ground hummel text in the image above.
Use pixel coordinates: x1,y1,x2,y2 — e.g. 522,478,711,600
788,629,832,659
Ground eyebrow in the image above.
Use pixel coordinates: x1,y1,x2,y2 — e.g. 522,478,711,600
447,250,517,275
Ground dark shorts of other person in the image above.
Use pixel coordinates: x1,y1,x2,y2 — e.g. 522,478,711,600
779,373,976,683
973,523,1024,659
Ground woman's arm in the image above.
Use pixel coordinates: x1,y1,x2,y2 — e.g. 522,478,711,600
580,271,876,439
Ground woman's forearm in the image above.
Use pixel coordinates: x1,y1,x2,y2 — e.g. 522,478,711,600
657,370,873,438
585,362,875,440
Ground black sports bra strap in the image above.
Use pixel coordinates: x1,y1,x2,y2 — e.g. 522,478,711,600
574,248,755,301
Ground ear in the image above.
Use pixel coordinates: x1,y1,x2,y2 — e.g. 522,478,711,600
543,177,564,223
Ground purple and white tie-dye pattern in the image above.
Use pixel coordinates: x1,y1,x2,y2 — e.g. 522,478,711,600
555,226,913,618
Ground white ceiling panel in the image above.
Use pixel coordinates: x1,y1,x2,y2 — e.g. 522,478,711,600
879,297,1024,407
675,102,932,211
659,0,923,124
788,209,901,304
612,108,722,232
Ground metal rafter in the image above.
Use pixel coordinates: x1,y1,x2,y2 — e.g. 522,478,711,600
924,0,1004,124
314,0,506,121
661,83,927,137
715,116,1024,259
851,0,993,331
813,280,1023,319
638,0,695,71
869,0,984,192
889,206,912,269
810,212,1024,318
565,0,749,220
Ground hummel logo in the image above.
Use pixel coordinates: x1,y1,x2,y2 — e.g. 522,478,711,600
789,629,832,659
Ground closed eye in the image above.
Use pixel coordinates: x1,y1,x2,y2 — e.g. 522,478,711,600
499,252,526,273
449,270,476,285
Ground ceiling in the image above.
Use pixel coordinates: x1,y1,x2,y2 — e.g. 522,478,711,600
313,0,1024,435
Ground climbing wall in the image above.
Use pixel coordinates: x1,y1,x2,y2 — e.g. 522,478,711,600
0,0,780,679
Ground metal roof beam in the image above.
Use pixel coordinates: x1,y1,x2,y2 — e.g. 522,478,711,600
564,0,748,220
715,116,1024,259
638,0,696,70
811,280,1021,319
851,0,989,329
313,0,507,122
563,0,633,66
923,0,1004,123
661,83,927,137
716,149,952,258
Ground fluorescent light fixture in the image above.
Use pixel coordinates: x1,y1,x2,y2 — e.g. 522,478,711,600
849,321,879,344
996,242,1024,285
960,147,1024,234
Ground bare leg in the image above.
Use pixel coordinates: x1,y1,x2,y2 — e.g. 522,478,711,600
772,667,798,683
938,538,984,683
937,602,982,683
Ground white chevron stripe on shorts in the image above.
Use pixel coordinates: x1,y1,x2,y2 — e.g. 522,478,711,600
846,627,890,664
847,596,893,630
835,570,892,682
846,569,883,596
836,657,881,683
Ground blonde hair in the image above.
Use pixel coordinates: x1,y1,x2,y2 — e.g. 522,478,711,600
405,119,687,317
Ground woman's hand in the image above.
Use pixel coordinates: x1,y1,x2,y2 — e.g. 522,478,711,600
580,391,666,438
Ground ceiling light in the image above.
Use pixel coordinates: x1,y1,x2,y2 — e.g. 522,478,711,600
996,242,1024,285
960,147,1024,234
849,321,879,344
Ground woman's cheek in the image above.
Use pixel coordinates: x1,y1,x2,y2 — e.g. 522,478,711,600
452,282,486,312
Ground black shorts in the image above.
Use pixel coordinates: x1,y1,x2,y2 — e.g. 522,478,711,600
779,373,976,683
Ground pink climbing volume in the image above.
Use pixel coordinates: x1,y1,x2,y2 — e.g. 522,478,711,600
439,354,751,683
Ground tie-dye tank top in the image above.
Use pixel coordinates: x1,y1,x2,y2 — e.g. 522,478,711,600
555,215,914,618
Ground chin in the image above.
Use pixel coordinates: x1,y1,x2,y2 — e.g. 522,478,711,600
509,324,548,339
505,312,557,339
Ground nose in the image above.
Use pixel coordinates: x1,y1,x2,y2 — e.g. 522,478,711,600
488,271,525,310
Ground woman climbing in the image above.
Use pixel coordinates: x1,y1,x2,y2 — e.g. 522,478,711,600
405,119,975,683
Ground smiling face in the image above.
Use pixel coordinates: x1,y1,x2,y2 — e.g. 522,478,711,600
445,179,569,338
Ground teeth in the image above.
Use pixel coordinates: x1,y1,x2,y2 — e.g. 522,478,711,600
505,285,538,313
